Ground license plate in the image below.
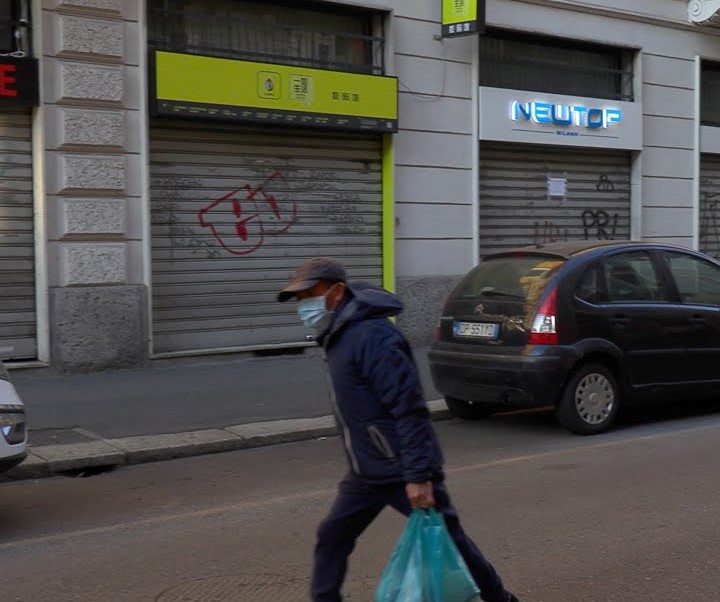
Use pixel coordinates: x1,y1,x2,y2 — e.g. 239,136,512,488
453,321,499,339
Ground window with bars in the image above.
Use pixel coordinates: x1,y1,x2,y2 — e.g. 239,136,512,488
0,0,32,57
702,61,720,127
147,0,384,75
479,30,634,102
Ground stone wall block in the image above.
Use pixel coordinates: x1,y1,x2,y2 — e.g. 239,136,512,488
57,14,124,58
59,62,123,103
61,108,125,147
61,199,127,236
60,243,127,285
396,276,462,348
50,285,148,373
61,154,126,191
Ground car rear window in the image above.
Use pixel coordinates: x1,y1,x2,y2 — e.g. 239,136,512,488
452,256,566,302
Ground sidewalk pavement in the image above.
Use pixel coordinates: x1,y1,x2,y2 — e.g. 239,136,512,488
1,347,449,482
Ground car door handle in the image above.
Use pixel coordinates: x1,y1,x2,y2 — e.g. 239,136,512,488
611,316,630,326
690,315,707,324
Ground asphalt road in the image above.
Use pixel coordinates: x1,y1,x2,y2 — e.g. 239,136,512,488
2,401,720,601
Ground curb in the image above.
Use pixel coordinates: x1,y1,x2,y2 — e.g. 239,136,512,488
2,400,452,482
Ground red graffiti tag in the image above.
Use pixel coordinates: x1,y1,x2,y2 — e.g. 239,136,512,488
198,172,298,255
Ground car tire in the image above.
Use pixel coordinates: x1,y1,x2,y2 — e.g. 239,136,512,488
556,363,619,435
444,396,496,420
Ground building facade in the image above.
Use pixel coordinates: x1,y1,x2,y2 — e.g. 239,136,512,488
5,0,720,371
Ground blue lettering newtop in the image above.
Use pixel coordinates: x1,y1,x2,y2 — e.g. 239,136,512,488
511,100,623,129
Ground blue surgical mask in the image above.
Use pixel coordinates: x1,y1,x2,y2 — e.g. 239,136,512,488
297,295,328,328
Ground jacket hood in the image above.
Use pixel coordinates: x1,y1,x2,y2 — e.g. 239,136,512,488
345,282,404,320
318,282,403,345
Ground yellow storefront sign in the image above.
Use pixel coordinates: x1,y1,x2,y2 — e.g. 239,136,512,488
441,0,483,37
443,0,476,23
152,51,398,132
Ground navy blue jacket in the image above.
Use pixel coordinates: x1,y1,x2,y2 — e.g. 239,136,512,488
318,283,444,484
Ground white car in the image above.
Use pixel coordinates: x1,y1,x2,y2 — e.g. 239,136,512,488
0,362,27,474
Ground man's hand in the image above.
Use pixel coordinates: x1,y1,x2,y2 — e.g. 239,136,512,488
406,481,435,509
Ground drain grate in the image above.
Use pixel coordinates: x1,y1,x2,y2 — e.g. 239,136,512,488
156,574,376,601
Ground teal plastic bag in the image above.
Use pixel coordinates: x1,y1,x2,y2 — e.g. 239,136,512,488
375,508,481,602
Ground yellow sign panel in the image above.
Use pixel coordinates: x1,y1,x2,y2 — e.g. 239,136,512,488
443,0,477,23
152,51,398,132
441,0,482,37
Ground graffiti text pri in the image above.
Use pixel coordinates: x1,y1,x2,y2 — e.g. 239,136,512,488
198,172,298,256
582,209,618,240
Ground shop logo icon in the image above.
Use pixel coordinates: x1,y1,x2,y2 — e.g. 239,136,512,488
257,71,281,100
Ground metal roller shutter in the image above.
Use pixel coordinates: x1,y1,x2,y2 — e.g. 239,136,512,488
149,120,383,354
700,154,720,259
479,142,632,258
0,110,35,360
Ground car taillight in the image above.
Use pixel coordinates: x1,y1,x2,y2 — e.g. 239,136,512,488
528,288,558,345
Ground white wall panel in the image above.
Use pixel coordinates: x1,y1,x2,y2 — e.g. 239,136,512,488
642,147,695,178
643,54,695,88
395,166,473,204
643,84,695,119
386,2,476,280
642,207,695,236
642,176,694,206
395,203,472,239
394,55,472,99
398,94,473,134
396,239,474,277
644,116,695,149
395,130,473,168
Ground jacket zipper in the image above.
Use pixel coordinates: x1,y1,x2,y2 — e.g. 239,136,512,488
321,349,361,475
368,425,397,460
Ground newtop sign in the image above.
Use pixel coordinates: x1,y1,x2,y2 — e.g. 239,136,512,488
478,87,643,150
441,0,484,37
151,51,399,133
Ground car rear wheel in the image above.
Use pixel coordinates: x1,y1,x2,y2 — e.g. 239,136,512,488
556,363,619,435
444,396,497,420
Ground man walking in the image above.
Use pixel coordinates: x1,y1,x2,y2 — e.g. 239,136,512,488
278,257,520,602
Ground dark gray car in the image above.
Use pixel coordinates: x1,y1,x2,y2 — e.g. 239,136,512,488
429,240,720,434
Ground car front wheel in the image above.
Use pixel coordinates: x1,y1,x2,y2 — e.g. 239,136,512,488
444,396,496,420
555,363,619,435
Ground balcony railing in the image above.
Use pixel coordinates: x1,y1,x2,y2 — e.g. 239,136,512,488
147,6,385,75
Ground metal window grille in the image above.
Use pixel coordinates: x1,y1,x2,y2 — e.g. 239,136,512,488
479,31,634,102
702,61,720,127
147,1,384,75
0,0,32,57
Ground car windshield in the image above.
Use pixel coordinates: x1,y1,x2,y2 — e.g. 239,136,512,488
453,256,566,303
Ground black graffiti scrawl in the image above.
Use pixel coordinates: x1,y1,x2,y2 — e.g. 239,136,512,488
582,210,618,240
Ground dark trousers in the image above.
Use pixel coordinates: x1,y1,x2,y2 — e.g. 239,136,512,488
311,472,509,602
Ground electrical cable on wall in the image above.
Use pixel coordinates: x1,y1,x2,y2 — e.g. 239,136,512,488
397,37,448,102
